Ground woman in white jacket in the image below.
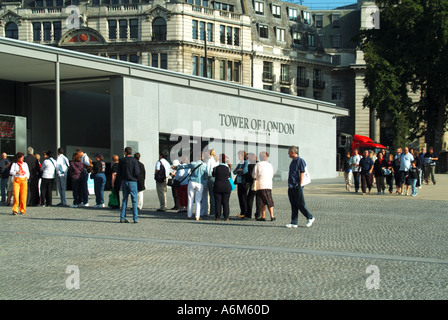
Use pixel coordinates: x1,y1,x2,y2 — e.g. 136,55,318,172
252,151,275,221
10,152,30,215
40,150,57,207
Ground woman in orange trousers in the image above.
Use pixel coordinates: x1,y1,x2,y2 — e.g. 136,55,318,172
10,152,30,215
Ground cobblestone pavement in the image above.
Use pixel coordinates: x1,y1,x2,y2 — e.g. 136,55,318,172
1,175,447,300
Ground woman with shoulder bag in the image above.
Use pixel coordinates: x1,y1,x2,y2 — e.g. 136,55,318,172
92,154,106,208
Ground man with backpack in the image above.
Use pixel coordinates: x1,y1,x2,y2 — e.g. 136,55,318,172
154,152,171,212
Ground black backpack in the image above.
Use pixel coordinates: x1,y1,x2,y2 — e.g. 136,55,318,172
154,160,166,183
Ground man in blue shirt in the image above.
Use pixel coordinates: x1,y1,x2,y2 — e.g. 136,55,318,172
399,147,414,194
286,146,315,228
359,150,374,195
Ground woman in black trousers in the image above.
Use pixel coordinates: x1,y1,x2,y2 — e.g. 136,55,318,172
213,154,232,221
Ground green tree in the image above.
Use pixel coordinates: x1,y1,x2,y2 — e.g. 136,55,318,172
360,0,448,152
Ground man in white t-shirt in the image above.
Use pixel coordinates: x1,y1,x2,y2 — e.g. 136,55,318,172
56,148,70,207
154,152,171,212
349,148,362,193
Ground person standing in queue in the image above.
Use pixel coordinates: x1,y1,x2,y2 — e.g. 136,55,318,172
118,147,140,223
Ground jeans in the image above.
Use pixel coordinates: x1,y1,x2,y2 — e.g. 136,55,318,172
187,181,203,219
288,187,313,225
1,177,8,202
410,178,418,196
121,180,138,222
353,172,360,192
57,175,67,205
94,173,106,205
71,177,82,205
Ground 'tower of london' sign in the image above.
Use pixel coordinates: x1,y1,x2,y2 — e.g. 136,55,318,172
219,113,295,135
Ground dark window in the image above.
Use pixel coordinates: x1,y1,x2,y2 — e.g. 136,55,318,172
33,23,41,41
152,17,167,41
259,25,268,38
130,19,138,39
43,22,52,41
119,20,127,39
160,53,168,69
53,21,61,41
108,20,117,39
5,22,19,40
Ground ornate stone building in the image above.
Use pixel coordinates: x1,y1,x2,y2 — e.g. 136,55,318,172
0,0,333,98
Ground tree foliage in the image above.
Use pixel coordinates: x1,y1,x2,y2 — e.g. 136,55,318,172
360,0,448,151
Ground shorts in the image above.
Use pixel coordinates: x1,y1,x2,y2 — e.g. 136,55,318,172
257,189,274,208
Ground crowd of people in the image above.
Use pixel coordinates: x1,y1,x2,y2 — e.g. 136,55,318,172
341,146,439,197
1,145,315,228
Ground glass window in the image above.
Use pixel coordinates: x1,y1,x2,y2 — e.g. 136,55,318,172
119,19,127,39
129,54,139,63
315,14,323,28
220,60,225,80
226,60,232,81
292,31,301,44
308,34,315,47
192,56,198,76
130,19,138,39
276,28,285,42
281,64,289,83
288,8,298,20
152,54,159,67
303,11,311,24
255,1,264,15
226,26,232,45
5,22,19,40
219,25,225,44
233,61,240,82
199,21,205,41
108,20,117,39
207,23,213,42
153,17,167,41
332,14,341,28
259,25,268,38
33,23,41,41
233,28,240,46
53,21,61,42
161,53,168,69
192,20,198,40
332,86,342,100
272,5,281,18
43,22,52,41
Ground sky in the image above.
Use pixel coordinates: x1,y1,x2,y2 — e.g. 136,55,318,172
284,0,357,10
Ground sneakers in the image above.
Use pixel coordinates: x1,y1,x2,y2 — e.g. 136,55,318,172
93,204,105,208
285,223,298,228
306,217,315,228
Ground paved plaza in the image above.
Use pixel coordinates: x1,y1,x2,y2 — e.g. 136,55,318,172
1,175,447,301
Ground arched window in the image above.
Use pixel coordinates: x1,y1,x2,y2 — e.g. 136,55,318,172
152,17,166,42
5,22,19,39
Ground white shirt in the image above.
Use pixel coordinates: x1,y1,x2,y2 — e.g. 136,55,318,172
206,157,219,176
155,158,171,178
56,154,70,176
41,158,57,179
252,161,274,190
10,162,30,179
349,154,362,172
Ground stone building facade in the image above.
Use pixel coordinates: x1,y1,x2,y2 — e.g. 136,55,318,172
1,0,386,144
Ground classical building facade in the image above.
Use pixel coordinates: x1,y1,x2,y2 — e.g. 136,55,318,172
6,0,414,148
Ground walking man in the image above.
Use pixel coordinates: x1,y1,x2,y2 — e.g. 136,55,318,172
118,147,140,223
286,146,315,228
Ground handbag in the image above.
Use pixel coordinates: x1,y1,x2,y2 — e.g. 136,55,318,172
108,189,119,208
251,179,258,191
301,166,311,186
229,177,236,192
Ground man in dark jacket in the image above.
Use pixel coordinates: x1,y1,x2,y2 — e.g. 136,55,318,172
24,147,40,206
117,147,140,223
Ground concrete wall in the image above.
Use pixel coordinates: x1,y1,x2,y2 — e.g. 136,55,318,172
121,75,338,190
